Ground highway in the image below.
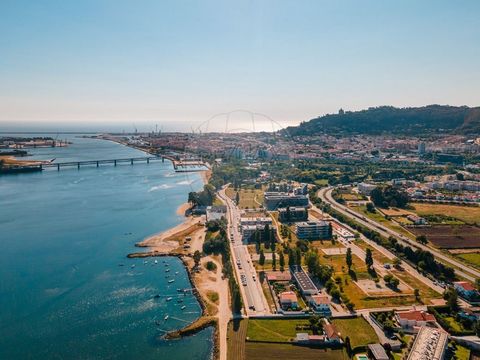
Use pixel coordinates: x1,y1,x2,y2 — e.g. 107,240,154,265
217,186,270,316
319,186,480,282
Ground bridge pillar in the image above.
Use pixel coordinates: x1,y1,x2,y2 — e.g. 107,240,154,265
162,157,164,163
96,161,99,167
147,158,150,164
57,164,60,171
131,159,133,165
114,160,117,166
77,162,80,169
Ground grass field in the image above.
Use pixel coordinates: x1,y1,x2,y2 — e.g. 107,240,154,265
455,252,480,269
226,186,264,209
412,203,480,225
332,318,378,349
354,240,391,264
246,343,347,360
246,319,311,343
227,319,248,360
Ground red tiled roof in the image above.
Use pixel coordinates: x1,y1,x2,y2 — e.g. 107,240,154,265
455,281,476,291
279,291,298,302
311,295,330,305
396,310,435,322
324,324,339,339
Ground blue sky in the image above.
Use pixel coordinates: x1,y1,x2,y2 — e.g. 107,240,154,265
1,0,479,131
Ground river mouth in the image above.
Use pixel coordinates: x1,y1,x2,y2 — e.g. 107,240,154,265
0,135,213,360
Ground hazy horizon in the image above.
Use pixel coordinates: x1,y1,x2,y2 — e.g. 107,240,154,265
1,1,480,127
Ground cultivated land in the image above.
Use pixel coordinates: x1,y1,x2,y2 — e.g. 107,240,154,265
409,225,480,248
412,203,480,224
227,319,247,360
245,343,347,360
332,318,378,349
455,252,480,269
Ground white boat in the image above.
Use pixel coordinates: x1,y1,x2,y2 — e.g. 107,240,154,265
181,305,186,310
175,271,179,275
164,315,169,320
165,269,170,273
154,260,158,264
131,264,135,268
166,297,172,301
168,279,174,283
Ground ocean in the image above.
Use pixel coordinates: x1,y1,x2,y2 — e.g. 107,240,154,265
0,135,213,359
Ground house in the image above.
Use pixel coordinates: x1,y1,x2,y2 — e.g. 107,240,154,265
368,344,389,360
308,295,332,316
279,291,298,310
454,281,480,301
407,215,427,225
266,271,292,282
291,265,319,296
395,310,436,330
323,323,341,343
358,182,377,195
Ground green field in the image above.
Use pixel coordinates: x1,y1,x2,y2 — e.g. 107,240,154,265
246,343,347,360
456,252,480,269
246,319,311,343
332,318,378,349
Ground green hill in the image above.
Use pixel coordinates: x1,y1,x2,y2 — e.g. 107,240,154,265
285,105,480,136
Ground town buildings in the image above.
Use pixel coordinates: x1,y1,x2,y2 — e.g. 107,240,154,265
407,326,448,360
295,220,331,240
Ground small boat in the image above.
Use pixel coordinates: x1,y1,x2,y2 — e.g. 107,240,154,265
177,299,184,303
166,297,172,301
154,260,158,264
165,269,170,273
131,264,136,269
164,315,169,321
168,279,175,283
144,260,149,264
118,264,124,267
175,271,179,275
177,288,183,292
153,294,161,299
181,305,186,310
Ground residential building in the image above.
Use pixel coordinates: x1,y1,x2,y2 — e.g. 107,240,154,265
358,182,377,195
206,205,226,221
454,281,480,301
279,291,298,310
407,326,448,360
278,206,308,222
407,215,427,225
323,323,341,343
240,217,273,227
296,220,331,240
395,310,436,331
308,294,332,316
263,192,309,211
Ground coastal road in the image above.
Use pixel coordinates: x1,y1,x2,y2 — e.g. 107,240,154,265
217,186,270,316
319,186,480,282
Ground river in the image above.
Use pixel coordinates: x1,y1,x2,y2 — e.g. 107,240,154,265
0,135,213,359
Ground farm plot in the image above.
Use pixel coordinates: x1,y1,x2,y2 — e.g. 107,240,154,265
408,225,480,248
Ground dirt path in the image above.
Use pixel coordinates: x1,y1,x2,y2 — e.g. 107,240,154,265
196,257,230,360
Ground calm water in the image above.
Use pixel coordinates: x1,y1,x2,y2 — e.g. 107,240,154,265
0,136,213,359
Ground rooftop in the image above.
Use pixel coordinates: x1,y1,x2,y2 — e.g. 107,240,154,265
455,281,476,291
279,291,298,303
396,310,436,322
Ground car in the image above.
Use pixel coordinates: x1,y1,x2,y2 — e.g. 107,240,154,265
249,305,255,310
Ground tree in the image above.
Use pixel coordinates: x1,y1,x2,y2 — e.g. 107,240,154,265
414,288,420,301
232,286,242,314
259,250,265,266
345,336,352,356
416,235,428,245
346,247,353,271
365,248,374,270
279,251,285,272
193,250,201,268
272,252,277,271
443,287,459,312
288,248,295,267
392,257,402,269
235,191,240,204
295,248,302,266
205,261,217,272
366,202,376,213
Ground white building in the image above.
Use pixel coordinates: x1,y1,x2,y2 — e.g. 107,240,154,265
358,182,377,195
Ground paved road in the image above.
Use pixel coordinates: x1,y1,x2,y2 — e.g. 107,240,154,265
319,186,480,282
217,186,270,316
